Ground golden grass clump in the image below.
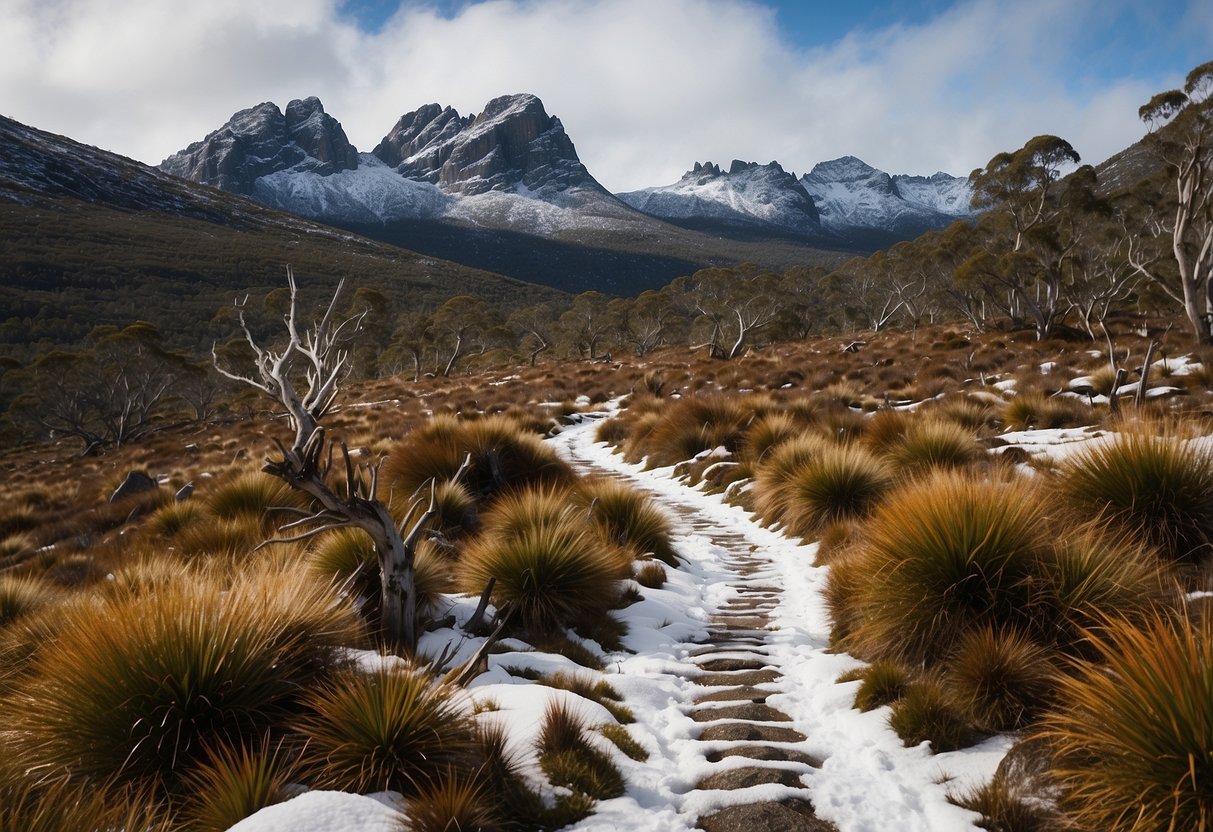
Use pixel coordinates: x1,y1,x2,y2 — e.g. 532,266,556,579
779,444,893,539
204,472,309,528
460,488,631,634
741,411,802,464
0,575,57,627
622,394,751,468
1001,391,1090,431
383,415,574,502
7,572,362,795
577,477,678,565
180,739,299,832
295,667,474,797
883,418,984,477
844,472,1050,667
1051,426,1213,564
945,626,1056,732
1040,612,1213,832
750,433,832,526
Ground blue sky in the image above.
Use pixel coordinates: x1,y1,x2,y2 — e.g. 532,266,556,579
2,0,1209,191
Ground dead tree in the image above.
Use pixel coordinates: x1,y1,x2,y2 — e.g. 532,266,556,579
213,268,450,651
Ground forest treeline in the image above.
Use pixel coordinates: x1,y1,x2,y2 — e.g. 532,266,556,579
2,61,1209,451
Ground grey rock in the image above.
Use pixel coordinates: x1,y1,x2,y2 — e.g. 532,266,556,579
110,470,158,503
696,765,806,790
698,799,836,832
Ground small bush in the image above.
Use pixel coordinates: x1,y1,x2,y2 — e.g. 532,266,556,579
853,660,912,712
888,679,976,752
780,444,893,539
946,626,1056,732
1041,613,1213,832
296,668,474,796
1052,427,1213,562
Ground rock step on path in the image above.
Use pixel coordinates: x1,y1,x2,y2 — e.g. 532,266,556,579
560,442,837,832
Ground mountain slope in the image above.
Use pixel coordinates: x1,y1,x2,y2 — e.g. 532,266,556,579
0,113,563,363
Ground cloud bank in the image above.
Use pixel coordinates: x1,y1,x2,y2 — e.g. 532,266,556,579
0,0,1204,192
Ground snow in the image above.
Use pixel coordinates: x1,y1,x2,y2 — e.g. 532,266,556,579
800,157,973,234
227,791,405,832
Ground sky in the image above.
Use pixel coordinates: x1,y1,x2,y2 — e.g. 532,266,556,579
1,0,1209,192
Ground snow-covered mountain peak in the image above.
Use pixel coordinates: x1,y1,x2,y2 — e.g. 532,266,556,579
617,159,819,235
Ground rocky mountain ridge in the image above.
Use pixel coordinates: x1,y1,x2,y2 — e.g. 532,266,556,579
158,94,974,243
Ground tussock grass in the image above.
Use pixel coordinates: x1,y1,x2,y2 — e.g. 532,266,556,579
635,560,667,589
296,667,473,796
852,660,912,712
536,701,625,801
405,775,500,832
143,500,206,540
884,418,983,477
204,472,307,527
1041,613,1213,832
180,739,299,832
383,415,574,503
9,573,360,794
471,723,546,826
780,444,893,539
859,409,912,455
0,766,173,831
0,575,56,627
174,516,264,559
538,672,633,724
888,679,976,752
952,767,1055,832
623,394,751,468
577,478,678,565
945,626,1056,732
460,491,629,634
1001,391,1089,431
741,412,802,464
751,434,832,526
598,723,649,761
845,473,1049,667
1052,426,1213,563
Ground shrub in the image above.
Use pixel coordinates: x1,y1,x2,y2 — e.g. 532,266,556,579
846,473,1050,667
1041,613,1213,832
460,495,629,634
946,626,1056,732
888,679,976,752
181,739,299,832
1052,427,1213,563
296,668,474,796
578,478,678,565
853,660,912,712
0,576,56,627
884,418,983,477
10,575,359,794
780,444,893,539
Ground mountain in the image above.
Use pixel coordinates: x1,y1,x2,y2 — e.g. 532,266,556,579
616,160,822,236
799,156,975,242
159,95,852,294
0,112,562,363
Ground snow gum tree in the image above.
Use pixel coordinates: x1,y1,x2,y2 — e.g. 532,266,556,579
1133,60,1213,343
213,271,462,652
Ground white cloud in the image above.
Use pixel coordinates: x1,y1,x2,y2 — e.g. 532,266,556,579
0,0,1191,190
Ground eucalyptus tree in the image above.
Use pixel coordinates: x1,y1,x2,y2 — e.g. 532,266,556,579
1133,60,1213,342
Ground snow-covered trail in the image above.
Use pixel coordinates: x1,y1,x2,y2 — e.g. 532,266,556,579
553,418,1009,832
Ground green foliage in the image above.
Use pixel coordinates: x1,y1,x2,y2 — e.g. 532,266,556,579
1052,427,1213,562
1042,613,1213,832
296,668,474,796
598,723,649,761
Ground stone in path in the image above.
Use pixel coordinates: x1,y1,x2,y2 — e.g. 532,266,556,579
698,799,837,832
